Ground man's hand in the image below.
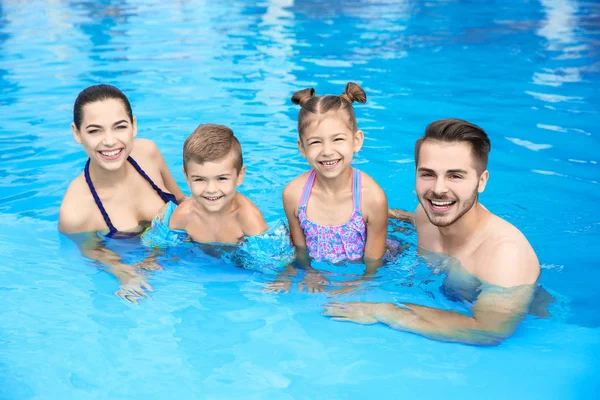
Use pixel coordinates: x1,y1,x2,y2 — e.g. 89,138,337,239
388,208,414,222
323,302,392,324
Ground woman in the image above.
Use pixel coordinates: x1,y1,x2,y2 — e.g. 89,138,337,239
59,84,185,302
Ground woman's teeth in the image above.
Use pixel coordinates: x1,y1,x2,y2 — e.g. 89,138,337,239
100,149,122,157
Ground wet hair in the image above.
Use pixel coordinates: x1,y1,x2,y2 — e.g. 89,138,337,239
415,118,491,174
73,84,133,129
183,124,243,173
291,82,367,137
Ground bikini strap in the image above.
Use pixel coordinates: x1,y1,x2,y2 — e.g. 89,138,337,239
352,168,362,212
127,156,161,195
299,170,317,208
84,159,117,237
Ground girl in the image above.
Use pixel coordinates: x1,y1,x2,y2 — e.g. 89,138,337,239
59,84,185,302
283,82,388,265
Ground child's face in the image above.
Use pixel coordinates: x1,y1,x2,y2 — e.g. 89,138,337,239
184,152,245,213
298,112,364,179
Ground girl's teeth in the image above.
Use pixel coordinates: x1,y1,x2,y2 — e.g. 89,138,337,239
101,149,121,156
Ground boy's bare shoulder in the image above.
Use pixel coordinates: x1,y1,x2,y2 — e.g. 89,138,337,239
235,194,268,235
169,198,195,229
58,174,96,234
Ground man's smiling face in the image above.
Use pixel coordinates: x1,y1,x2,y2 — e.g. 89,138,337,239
416,140,488,228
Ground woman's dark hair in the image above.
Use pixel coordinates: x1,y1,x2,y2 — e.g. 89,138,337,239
415,118,491,174
73,84,133,129
291,82,367,137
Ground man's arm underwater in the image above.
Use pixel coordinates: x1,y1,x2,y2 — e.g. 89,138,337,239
323,243,539,346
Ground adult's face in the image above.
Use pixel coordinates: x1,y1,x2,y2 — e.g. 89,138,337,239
416,140,488,227
72,98,137,172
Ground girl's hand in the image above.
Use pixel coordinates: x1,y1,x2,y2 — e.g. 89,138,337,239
299,272,329,294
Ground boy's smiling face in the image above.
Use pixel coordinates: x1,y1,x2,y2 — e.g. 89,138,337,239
184,151,245,213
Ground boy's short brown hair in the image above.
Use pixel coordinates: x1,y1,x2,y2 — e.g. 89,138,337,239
183,124,243,173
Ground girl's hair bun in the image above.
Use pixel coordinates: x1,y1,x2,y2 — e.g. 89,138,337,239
340,82,367,104
291,88,316,107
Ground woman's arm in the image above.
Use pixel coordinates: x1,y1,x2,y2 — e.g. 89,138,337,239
66,231,153,303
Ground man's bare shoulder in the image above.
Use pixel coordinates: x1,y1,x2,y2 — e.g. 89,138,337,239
476,213,540,287
58,174,95,234
414,204,439,249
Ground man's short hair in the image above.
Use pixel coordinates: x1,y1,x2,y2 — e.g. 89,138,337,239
415,118,491,174
183,124,243,172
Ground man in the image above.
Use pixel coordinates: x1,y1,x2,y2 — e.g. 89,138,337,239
323,119,540,346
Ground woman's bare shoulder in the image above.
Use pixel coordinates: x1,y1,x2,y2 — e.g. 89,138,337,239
58,174,96,234
131,138,162,163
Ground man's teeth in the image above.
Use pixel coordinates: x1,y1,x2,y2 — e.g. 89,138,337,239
100,149,121,156
431,200,455,206
321,160,339,166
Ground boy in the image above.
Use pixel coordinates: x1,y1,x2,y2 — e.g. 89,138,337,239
169,124,268,243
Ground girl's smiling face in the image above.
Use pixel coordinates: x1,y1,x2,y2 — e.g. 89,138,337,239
298,111,364,179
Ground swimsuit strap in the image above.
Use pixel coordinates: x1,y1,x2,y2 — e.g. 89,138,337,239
127,156,163,197
127,156,177,204
299,170,317,208
84,159,117,237
352,168,362,212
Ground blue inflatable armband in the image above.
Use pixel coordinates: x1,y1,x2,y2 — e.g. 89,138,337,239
230,218,296,274
141,201,191,248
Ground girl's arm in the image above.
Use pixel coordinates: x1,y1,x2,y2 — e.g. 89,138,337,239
282,181,307,248
363,177,388,260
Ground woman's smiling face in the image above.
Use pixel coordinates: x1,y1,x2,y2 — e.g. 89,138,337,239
72,98,137,171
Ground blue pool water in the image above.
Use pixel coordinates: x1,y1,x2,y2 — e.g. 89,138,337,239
1,0,599,398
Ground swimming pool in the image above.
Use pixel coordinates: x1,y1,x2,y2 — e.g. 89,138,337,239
1,0,598,398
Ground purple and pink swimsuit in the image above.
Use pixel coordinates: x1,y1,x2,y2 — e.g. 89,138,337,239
297,168,367,264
